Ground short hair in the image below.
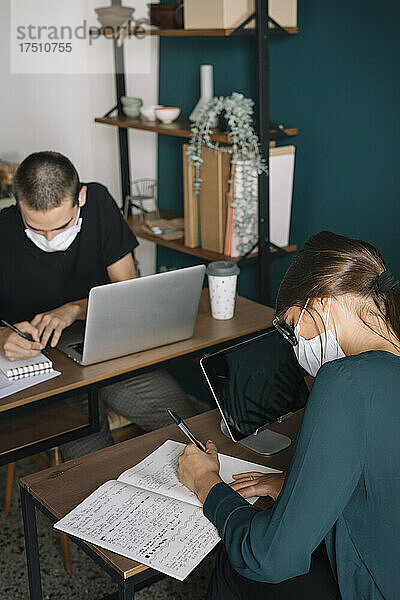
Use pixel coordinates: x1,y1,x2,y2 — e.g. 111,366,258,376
13,151,80,210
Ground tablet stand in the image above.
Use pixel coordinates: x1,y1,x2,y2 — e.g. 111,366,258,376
220,419,291,456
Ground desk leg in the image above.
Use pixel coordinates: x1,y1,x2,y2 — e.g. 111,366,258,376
20,486,43,600
88,389,100,431
118,578,135,600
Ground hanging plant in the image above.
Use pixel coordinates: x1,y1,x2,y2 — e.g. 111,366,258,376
186,92,268,255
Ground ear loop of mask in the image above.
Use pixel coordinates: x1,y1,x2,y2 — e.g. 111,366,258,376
296,298,310,331
322,298,332,358
297,297,333,357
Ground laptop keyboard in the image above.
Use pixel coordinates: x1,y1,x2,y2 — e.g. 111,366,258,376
70,342,84,356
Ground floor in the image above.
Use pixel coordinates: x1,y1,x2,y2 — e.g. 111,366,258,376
0,458,215,600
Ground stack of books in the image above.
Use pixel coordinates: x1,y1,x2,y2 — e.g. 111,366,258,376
183,145,296,258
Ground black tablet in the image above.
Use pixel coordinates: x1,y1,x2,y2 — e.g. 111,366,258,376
200,328,309,443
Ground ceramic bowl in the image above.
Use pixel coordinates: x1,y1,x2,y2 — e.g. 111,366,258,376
95,6,135,29
140,105,163,121
155,107,181,124
122,106,141,118
121,96,143,107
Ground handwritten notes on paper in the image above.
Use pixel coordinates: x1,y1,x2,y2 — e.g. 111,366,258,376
55,480,219,581
118,440,203,507
55,440,280,580
119,440,281,507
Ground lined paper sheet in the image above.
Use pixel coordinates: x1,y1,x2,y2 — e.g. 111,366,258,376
55,480,220,581
118,439,281,507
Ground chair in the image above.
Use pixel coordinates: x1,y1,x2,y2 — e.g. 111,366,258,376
124,178,158,220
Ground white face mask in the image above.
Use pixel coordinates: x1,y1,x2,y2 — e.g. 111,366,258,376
24,207,82,253
293,298,345,377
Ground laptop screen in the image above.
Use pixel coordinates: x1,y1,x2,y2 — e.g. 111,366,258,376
200,329,309,442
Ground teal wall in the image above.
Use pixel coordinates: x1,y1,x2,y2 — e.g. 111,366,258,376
157,1,400,305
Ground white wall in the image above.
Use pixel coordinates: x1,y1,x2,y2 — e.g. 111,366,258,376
0,0,158,274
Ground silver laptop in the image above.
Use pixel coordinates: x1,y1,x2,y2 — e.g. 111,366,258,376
58,265,206,366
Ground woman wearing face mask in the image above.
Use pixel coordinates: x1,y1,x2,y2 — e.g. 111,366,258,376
178,231,400,600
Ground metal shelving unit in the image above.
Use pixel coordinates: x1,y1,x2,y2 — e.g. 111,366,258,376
96,0,298,306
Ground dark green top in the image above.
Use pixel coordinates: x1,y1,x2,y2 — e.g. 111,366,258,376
204,351,400,599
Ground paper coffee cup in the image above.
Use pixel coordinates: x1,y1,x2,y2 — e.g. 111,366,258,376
206,261,240,320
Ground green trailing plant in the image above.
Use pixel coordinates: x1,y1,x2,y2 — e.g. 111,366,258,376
186,92,268,255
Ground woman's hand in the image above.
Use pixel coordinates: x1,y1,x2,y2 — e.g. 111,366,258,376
178,441,222,504
229,472,286,501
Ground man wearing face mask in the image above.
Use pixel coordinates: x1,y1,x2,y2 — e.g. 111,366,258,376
0,151,205,458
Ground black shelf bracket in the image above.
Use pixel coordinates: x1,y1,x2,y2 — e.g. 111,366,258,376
270,121,290,138
237,240,259,266
268,15,291,35
232,11,256,35
232,12,293,36
103,104,118,118
236,240,292,268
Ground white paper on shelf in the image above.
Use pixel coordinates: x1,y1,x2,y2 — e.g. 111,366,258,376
229,146,295,256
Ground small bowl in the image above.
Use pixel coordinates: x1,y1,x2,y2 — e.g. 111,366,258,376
140,105,163,121
155,107,181,124
95,6,135,29
121,96,143,107
123,106,141,118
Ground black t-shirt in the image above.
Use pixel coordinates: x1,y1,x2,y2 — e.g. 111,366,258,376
0,182,138,323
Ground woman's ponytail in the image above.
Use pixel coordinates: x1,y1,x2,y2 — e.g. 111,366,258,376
382,285,400,345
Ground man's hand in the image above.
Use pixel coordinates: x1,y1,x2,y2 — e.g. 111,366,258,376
0,322,43,361
229,472,286,501
31,302,82,348
178,441,222,504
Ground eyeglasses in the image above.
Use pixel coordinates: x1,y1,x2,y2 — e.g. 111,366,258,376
272,315,298,347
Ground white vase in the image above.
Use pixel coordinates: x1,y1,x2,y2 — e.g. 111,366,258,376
189,64,217,125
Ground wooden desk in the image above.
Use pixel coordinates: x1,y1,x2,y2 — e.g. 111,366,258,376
1,291,274,466
1,291,273,413
20,409,302,600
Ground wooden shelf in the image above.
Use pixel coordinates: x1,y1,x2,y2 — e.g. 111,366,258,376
0,400,88,457
145,26,298,37
126,212,296,263
95,115,298,143
91,26,298,38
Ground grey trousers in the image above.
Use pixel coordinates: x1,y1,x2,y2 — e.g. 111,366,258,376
60,369,208,460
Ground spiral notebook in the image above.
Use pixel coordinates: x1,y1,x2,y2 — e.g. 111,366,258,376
0,352,54,380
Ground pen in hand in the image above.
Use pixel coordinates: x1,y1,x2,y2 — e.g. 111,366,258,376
167,409,207,452
1,319,33,342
